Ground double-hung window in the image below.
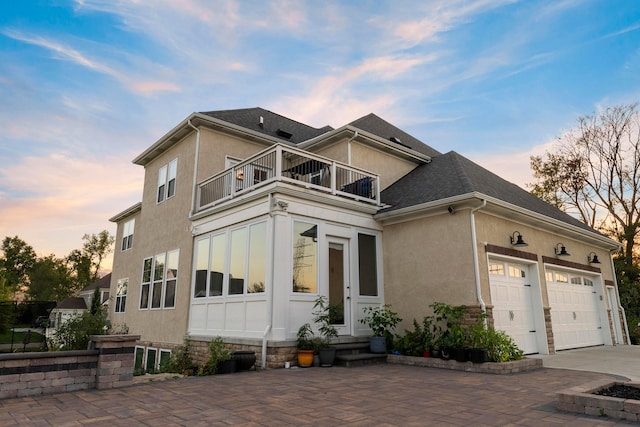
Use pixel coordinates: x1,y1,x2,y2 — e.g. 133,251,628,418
140,249,179,310
157,159,177,203
121,219,135,251
115,278,128,313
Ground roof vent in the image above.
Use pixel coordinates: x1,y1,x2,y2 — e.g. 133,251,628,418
259,116,264,128
276,129,293,139
390,136,402,144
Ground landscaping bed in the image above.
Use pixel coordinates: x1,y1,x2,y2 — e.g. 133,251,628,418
388,353,542,375
557,380,640,422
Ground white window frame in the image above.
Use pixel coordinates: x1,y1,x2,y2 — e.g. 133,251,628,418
121,219,135,251
115,278,128,313
157,158,178,203
140,250,179,310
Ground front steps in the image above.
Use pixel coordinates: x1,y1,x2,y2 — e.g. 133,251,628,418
333,340,387,367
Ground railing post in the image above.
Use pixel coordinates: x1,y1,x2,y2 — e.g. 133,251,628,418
275,145,283,180
331,162,337,195
375,174,381,204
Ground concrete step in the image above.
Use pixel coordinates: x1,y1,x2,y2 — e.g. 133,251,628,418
335,352,387,368
332,342,370,355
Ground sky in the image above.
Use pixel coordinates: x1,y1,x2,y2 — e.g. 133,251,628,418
1,0,639,271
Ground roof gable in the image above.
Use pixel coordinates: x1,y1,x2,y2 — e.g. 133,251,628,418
81,273,112,293
380,151,597,234
348,113,441,158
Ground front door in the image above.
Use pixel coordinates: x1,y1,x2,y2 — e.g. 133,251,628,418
328,237,351,335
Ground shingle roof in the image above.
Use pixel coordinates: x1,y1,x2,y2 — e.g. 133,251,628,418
56,297,87,310
81,273,111,293
379,151,596,233
348,113,442,158
201,107,333,145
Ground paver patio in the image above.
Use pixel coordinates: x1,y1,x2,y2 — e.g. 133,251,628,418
0,364,636,426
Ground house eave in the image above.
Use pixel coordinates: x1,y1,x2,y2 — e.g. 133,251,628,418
109,202,142,223
376,192,621,250
132,112,298,166
298,125,432,164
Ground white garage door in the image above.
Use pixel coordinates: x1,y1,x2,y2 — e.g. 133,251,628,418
489,260,538,355
547,269,603,350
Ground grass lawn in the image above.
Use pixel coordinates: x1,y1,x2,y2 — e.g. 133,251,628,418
0,329,45,345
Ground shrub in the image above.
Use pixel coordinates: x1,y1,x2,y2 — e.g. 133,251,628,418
50,308,109,350
198,337,232,375
162,342,194,374
485,328,524,362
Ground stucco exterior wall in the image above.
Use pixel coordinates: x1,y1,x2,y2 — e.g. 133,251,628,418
312,138,418,190
382,210,477,332
196,127,271,183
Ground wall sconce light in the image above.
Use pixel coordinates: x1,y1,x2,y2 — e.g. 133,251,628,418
510,231,528,247
554,243,570,257
588,252,601,264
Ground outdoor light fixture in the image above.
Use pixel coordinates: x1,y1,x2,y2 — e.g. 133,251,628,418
588,252,601,264
554,243,570,257
510,231,528,247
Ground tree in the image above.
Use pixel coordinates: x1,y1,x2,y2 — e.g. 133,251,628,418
27,255,76,302
529,103,640,268
80,231,114,282
0,236,36,297
90,286,102,315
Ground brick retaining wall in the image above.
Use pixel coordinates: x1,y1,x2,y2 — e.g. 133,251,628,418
0,334,139,399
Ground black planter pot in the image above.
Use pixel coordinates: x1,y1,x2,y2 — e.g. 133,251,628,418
441,348,451,360
470,348,488,364
318,348,337,367
233,351,256,371
431,349,442,359
369,336,387,354
216,358,237,374
453,347,468,363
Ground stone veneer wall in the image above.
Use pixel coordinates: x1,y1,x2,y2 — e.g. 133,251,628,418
188,338,297,369
0,334,139,399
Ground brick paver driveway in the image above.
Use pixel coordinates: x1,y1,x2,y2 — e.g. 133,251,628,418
0,364,636,426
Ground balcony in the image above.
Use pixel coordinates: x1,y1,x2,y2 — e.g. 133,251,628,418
196,144,380,212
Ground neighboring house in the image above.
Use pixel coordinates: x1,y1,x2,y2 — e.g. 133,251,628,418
49,273,111,329
108,107,628,369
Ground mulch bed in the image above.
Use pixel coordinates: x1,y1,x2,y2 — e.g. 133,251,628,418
594,383,640,400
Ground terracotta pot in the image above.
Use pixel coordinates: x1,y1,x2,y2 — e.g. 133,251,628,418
297,350,314,367
423,351,431,358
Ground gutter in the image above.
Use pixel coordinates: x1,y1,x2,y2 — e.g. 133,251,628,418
470,199,488,326
187,120,201,217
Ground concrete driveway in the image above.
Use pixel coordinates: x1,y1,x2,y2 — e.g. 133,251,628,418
532,345,640,381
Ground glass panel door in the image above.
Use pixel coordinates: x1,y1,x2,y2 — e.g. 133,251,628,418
328,238,350,335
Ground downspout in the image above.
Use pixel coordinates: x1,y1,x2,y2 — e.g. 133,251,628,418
347,130,358,165
261,193,277,369
187,119,201,216
610,248,630,344
470,199,488,327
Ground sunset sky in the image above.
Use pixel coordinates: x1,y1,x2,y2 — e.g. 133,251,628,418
1,1,639,270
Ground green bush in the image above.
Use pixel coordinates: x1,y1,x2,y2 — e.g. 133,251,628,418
486,328,524,362
162,342,194,374
49,309,109,350
198,337,231,375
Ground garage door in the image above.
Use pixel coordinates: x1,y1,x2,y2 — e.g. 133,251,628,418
489,260,538,354
547,269,603,350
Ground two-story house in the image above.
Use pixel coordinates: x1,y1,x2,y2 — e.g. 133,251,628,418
109,107,628,370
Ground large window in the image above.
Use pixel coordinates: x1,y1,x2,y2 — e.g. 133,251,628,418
121,219,135,251
292,221,317,293
358,233,378,296
115,278,127,313
140,250,179,309
193,221,266,298
157,158,177,203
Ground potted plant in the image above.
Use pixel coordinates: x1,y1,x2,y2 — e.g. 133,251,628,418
360,304,402,353
198,337,236,375
468,324,489,363
296,323,315,367
313,296,339,367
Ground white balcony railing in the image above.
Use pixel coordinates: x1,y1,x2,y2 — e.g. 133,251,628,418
196,144,380,211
